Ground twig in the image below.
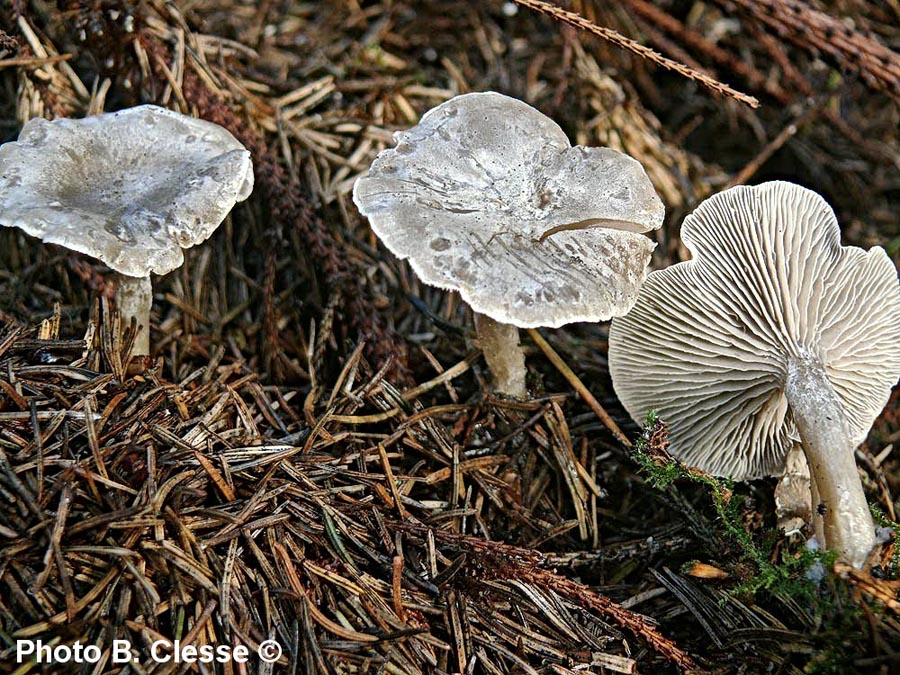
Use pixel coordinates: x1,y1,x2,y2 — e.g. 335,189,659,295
623,0,791,103
390,522,700,670
0,54,72,68
527,329,630,447
511,0,759,108
727,106,820,187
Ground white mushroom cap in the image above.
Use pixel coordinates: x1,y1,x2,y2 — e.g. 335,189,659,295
0,105,254,277
352,92,664,329
608,181,900,479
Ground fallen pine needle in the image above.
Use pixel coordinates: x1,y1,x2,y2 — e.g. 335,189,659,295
527,329,631,447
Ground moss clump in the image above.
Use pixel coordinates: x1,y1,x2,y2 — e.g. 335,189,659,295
631,412,835,598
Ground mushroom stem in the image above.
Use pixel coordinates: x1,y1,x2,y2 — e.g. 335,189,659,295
774,443,812,535
473,312,527,398
114,273,153,357
785,358,876,568
809,471,827,550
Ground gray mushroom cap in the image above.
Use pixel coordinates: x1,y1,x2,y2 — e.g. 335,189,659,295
352,92,664,328
0,105,254,277
608,181,900,479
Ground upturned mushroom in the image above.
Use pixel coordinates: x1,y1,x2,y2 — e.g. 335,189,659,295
0,105,254,356
353,92,664,397
608,181,900,567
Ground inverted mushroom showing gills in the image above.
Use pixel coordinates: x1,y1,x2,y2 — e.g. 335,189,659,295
353,92,664,397
0,105,254,356
608,181,900,567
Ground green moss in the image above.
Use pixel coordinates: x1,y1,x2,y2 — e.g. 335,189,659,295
803,584,866,674
631,412,833,598
630,415,893,672
870,505,900,577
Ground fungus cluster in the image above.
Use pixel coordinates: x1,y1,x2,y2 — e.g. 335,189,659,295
354,95,900,569
354,93,900,566
0,105,254,356
608,182,900,567
353,92,664,396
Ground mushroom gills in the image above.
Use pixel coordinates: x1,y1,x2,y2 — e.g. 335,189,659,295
607,182,900,568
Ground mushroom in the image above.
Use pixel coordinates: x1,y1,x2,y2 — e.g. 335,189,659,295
608,181,900,567
0,105,254,356
353,92,664,397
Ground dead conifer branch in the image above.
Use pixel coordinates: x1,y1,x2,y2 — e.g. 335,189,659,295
511,0,759,107
722,0,900,100
621,0,793,103
389,522,701,670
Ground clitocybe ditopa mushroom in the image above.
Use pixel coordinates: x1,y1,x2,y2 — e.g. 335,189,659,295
608,181,900,568
353,91,664,397
0,105,254,356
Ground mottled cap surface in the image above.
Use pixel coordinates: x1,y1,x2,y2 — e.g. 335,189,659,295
0,105,254,277
352,91,664,328
608,181,900,479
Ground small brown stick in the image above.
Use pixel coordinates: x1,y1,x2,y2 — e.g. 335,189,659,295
0,54,73,68
727,106,820,188
392,555,408,621
192,448,236,502
629,12,707,75
511,0,759,108
379,442,409,519
834,562,900,615
527,329,630,447
402,352,480,402
623,0,792,103
535,570,699,671
41,484,77,621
